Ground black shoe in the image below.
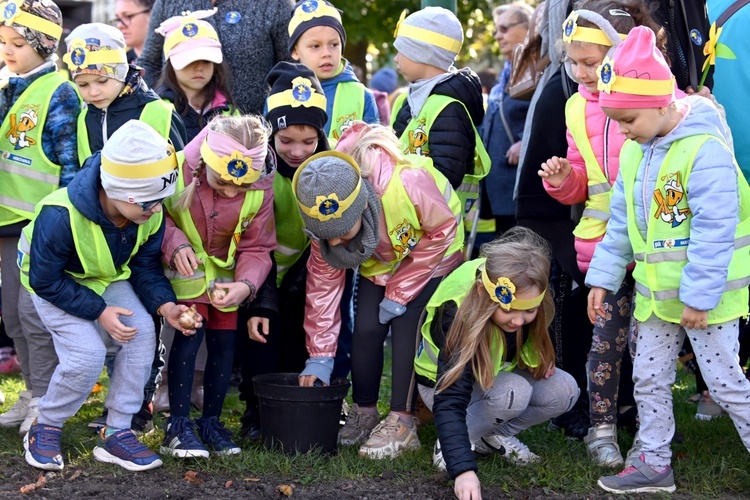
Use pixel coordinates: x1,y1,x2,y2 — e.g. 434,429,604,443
239,405,261,442
131,402,154,435
548,401,589,441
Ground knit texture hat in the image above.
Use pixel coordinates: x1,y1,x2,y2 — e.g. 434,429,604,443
393,7,463,72
155,9,223,71
64,23,129,82
293,151,368,240
200,125,268,186
597,26,675,109
370,68,398,93
288,0,346,53
0,0,63,59
265,61,328,135
101,120,179,203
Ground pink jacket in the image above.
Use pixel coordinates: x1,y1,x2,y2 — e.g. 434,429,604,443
161,128,277,304
304,127,463,358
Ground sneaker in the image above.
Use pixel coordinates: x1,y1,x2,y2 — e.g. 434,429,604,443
239,404,261,442
88,408,108,431
547,403,589,441
160,416,209,458
19,397,40,437
598,455,676,494
358,413,420,459
0,389,31,427
131,402,155,435
0,388,4,406
695,391,726,420
23,419,64,471
196,416,241,455
432,439,446,471
584,424,624,467
474,434,540,465
338,404,380,446
93,428,162,471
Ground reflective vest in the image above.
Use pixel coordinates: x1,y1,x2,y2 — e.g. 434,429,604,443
566,93,612,240
415,258,540,383
359,154,464,279
620,135,750,323
18,187,162,295
391,92,490,217
77,99,174,163
329,81,365,142
0,71,74,225
163,163,264,311
273,173,310,285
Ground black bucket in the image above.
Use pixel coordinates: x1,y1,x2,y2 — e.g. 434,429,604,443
253,373,350,455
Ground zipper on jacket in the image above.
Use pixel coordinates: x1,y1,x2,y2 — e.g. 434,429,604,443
101,108,108,145
641,141,660,226
603,117,611,182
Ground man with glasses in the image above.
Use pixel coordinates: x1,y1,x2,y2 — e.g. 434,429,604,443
112,0,153,63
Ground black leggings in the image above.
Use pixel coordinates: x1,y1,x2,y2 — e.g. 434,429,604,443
351,277,442,412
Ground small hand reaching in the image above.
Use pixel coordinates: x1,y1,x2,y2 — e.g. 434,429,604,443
538,156,572,188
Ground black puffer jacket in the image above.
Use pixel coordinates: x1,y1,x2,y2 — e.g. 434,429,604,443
392,68,484,189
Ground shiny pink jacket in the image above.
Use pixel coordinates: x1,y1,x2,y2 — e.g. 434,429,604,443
161,128,276,304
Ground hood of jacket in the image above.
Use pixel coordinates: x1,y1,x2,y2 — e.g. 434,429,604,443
429,67,484,127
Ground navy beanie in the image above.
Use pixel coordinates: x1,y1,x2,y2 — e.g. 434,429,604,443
369,68,398,93
288,0,346,53
265,61,329,136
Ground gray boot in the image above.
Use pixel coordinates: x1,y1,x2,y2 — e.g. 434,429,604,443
585,424,624,467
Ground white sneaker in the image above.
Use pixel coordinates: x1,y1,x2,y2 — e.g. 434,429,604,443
0,388,4,405
19,397,40,436
0,390,31,427
474,434,540,465
432,439,446,471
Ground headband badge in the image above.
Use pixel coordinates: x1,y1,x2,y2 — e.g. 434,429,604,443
182,22,199,37
227,157,249,179
319,196,340,216
70,46,86,67
301,0,319,13
3,2,16,21
494,278,515,308
597,57,615,93
293,81,313,103
563,17,575,38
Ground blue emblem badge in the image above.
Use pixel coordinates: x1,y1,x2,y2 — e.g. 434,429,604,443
227,159,248,179
292,83,312,103
319,198,339,215
563,18,574,38
182,23,199,37
690,29,703,46
3,2,16,20
496,285,513,305
301,0,319,13
600,62,612,84
225,11,241,24
70,47,86,67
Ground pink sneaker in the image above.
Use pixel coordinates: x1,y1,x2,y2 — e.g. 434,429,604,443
0,347,21,374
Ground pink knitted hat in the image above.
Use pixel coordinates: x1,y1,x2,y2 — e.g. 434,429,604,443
597,26,675,109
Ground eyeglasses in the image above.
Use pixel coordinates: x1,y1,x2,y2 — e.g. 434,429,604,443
136,198,165,212
495,21,525,35
110,8,150,28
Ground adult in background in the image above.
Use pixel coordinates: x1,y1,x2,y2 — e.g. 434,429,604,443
139,0,294,115
113,0,153,64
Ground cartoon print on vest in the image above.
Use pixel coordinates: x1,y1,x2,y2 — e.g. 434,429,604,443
407,119,428,156
232,214,256,247
6,107,38,150
390,218,419,259
332,112,358,140
653,171,690,227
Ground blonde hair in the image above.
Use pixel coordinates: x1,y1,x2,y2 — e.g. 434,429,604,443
437,227,556,392
344,123,409,178
173,114,271,211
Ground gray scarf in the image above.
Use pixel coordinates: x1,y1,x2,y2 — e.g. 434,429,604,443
408,68,456,119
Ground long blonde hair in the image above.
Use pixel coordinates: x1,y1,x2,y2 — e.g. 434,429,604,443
344,123,410,178
437,227,556,392
173,114,271,211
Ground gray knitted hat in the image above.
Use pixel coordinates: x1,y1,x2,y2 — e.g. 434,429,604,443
393,7,463,72
293,151,368,240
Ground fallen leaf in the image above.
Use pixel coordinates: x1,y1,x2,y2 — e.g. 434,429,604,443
20,474,47,494
225,480,233,488
67,470,82,481
184,470,204,485
243,477,261,482
276,484,293,496
90,382,104,394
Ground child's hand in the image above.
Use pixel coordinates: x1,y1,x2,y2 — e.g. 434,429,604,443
98,306,137,343
544,363,556,379
587,287,608,324
681,306,708,330
248,316,270,343
210,282,251,309
174,246,202,277
161,302,203,335
538,156,572,188
454,470,482,500
506,140,522,165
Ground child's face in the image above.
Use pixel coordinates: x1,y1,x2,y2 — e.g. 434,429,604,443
603,106,668,144
274,124,319,168
205,166,254,199
394,52,431,83
174,60,215,95
75,74,126,109
565,42,609,93
292,25,342,80
327,216,363,247
490,286,542,333
0,26,44,74
110,197,164,225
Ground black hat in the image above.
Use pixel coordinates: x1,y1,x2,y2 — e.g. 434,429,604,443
288,0,346,53
265,61,329,136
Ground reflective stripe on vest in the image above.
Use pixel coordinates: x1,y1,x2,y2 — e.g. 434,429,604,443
329,81,366,141
620,134,750,323
565,93,613,239
0,72,74,225
273,174,310,285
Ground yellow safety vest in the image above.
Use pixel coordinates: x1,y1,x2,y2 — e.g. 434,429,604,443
329,81,365,142
18,187,162,295
359,154,464,279
273,173,310,285
163,164,264,311
0,71,77,225
620,135,750,323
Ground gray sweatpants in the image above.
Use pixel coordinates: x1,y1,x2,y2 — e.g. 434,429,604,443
33,280,156,430
18,288,58,397
633,316,750,468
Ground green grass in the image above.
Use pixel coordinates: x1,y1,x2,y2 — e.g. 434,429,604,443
1,357,749,496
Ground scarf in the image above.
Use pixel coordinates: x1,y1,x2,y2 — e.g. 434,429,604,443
407,67,456,119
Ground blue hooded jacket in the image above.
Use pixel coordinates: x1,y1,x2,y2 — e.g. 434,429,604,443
320,59,379,134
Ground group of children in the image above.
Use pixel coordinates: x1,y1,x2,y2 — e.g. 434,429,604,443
1,0,749,497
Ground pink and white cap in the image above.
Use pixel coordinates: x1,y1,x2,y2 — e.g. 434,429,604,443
155,9,222,71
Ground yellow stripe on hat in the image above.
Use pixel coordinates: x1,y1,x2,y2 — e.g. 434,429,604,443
0,0,62,39
597,56,675,95
163,20,219,57
63,39,128,69
200,139,262,186
394,10,462,54
101,151,178,179
288,1,341,37
562,12,626,46
267,76,327,112
292,151,362,222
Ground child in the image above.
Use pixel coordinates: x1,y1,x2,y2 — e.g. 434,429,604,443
154,9,239,142
537,2,665,467
19,120,200,472
390,6,489,215
159,114,276,458
586,26,750,494
288,0,379,140
293,123,464,458
0,0,80,434
416,227,579,497
63,22,187,161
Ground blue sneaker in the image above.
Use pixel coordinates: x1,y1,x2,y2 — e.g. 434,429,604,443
196,416,241,456
160,416,209,458
24,419,64,471
93,428,162,471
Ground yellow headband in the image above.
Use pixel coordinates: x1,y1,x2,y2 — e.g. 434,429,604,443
163,20,219,57
292,151,363,222
266,76,327,112
480,264,546,311
0,0,62,39
101,145,178,180
63,38,128,70
288,0,341,36
200,139,263,186
562,12,626,46
393,9,462,54
596,56,675,95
